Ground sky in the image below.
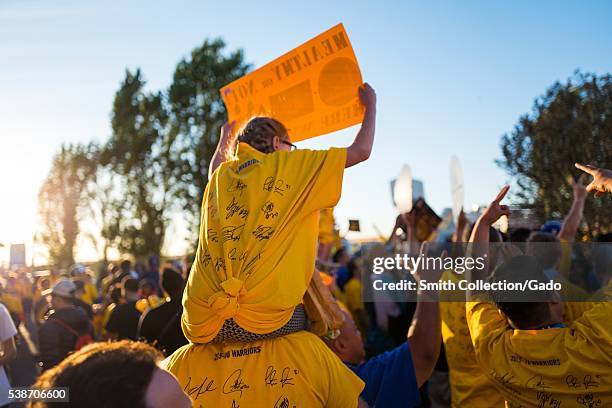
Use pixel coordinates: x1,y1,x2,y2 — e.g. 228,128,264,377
1,0,611,265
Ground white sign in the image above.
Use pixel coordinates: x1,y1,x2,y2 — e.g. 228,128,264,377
394,165,413,213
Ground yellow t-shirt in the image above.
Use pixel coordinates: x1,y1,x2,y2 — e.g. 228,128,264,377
439,270,505,408
80,282,98,305
183,143,347,343
466,292,612,407
165,331,364,407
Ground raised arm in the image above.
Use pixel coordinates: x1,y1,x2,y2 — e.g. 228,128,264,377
575,163,612,197
346,83,376,168
558,175,587,243
407,242,444,387
467,186,510,288
208,121,236,179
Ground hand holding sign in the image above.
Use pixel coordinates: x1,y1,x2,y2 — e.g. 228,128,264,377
358,83,376,112
220,24,364,142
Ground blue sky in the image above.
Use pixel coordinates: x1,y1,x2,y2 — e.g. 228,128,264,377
1,0,611,264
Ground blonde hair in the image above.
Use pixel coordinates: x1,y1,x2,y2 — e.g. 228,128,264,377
235,117,289,154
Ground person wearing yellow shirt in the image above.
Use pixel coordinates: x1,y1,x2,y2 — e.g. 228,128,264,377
164,330,365,407
343,258,367,336
182,83,376,344
466,186,611,407
440,207,506,407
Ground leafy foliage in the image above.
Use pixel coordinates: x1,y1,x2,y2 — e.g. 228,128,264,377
497,71,612,235
38,143,97,267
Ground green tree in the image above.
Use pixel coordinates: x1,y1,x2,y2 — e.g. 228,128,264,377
38,143,97,267
104,69,182,257
169,39,250,244
497,71,612,235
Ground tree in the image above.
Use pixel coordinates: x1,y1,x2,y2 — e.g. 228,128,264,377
103,69,182,258
497,71,612,235
38,143,97,267
168,39,250,245
83,163,124,263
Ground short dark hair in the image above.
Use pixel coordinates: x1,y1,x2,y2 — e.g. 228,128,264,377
489,256,555,329
29,341,162,408
121,277,139,294
120,259,132,273
509,228,532,243
109,285,122,304
160,266,184,298
527,231,561,269
332,248,347,263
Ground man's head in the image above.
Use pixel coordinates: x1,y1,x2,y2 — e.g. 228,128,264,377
28,340,191,408
160,266,184,299
72,279,85,298
121,277,140,302
490,255,563,329
324,311,364,365
120,258,132,274
333,248,350,266
526,231,562,270
236,117,292,153
43,279,76,311
107,285,121,305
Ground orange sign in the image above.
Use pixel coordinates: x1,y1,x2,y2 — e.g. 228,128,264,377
220,23,364,142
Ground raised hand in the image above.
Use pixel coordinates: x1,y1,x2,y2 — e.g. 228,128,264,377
480,186,510,226
358,83,376,112
575,163,612,197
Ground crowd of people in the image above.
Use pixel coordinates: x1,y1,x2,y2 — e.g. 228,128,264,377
0,82,610,407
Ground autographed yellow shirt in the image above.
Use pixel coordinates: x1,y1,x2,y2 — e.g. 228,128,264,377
183,143,347,343
466,292,612,407
439,270,504,408
165,331,364,408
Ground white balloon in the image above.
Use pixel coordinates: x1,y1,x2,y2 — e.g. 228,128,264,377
394,164,413,213
450,156,464,221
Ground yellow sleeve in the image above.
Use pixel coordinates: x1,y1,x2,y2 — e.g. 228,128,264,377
571,282,612,342
466,300,508,362
563,301,599,325
287,148,347,215
313,339,364,408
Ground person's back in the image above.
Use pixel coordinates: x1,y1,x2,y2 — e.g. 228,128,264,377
466,256,612,407
106,277,142,340
105,300,140,340
184,84,376,344
139,299,186,356
39,305,90,371
164,331,364,407
183,121,348,343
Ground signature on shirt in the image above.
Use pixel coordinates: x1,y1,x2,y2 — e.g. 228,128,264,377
184,376,217,401
222,369,250,397
263,177,290,196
